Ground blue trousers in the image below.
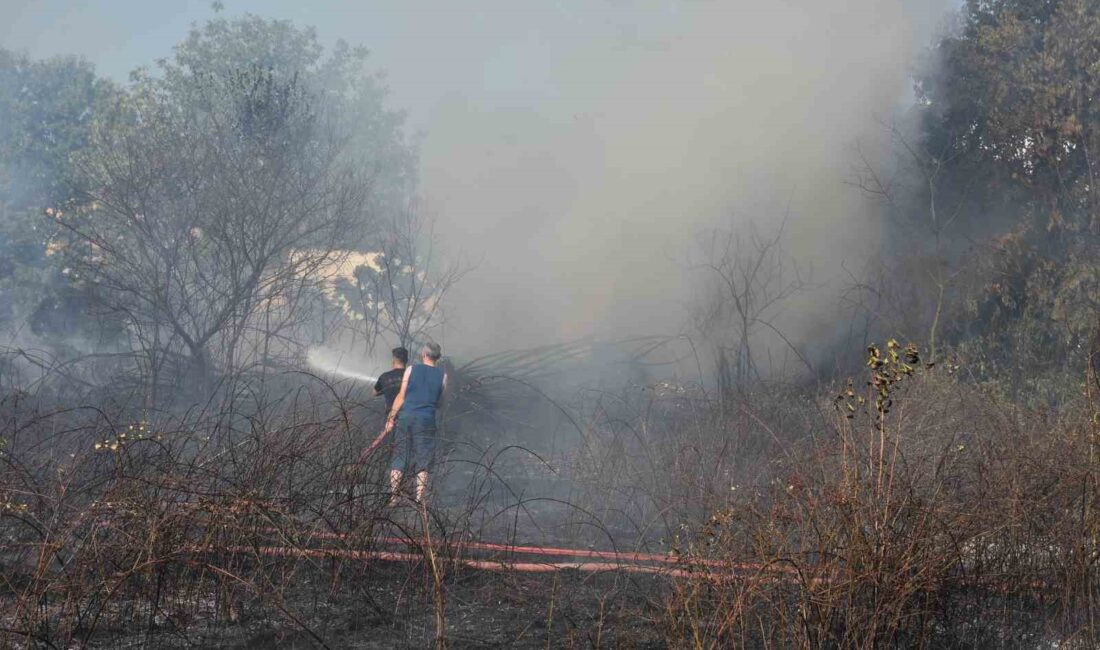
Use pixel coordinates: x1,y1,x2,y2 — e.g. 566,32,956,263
390,417,437,472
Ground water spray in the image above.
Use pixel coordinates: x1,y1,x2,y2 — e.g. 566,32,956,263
306,348,379,384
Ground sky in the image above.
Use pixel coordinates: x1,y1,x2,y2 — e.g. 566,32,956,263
2,0,956,356
2,1,692,130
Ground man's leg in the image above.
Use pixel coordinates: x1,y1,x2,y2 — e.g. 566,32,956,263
414,470,429,504
388,469,403,506
388,421,411,506
406,419,435,505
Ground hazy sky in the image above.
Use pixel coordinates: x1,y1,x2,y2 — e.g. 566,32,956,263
3,1,692,130
2,0,955,355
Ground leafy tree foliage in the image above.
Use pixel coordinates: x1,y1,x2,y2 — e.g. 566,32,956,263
912,0,1100,398
921,0,1099,232
163,15,418,233
0,49,116,344
42,15,418,399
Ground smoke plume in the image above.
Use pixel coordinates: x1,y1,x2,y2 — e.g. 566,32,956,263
417,0,952,355
1,0,954,364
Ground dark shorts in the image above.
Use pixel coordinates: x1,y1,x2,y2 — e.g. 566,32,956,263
390,417,437,473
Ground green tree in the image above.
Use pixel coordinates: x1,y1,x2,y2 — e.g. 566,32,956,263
911,0,1100,399
921,0,1099,233
60,15,417,400
0,49,116,345
164,15,418,232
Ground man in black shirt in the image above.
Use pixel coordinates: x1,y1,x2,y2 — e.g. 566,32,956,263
362,347,408,461
373,347,409,413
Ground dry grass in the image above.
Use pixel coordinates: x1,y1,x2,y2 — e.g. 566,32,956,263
1,344,1097,648
643,347,1100,648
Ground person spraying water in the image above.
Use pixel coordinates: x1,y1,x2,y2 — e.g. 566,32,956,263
366,342,447,505
357,347,407,473
372,347,408,413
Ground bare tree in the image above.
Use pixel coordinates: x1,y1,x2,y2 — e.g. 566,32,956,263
689,217,810,396
849,121,973,364
336,204,467,354
61,66,369,404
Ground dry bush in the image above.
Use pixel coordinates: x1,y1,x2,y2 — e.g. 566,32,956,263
0,369,442,648
0,359,652,648
657,345,1099,648
5,341,1098,648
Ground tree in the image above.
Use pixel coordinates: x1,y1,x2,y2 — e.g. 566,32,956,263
689,218,810,395
0,49,116,346
332,205,466,354
921,0,1100,233
164,15,418,232
851,122,975,364
58,15,416,402
902,0,1100,399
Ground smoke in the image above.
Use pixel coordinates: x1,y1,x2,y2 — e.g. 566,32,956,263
418,0,952,355
0,0,955,369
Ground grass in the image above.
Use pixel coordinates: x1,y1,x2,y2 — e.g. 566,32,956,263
0,343,1096,648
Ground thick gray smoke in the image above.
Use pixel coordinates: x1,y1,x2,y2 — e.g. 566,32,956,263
2,0,953,363
417,0,952,355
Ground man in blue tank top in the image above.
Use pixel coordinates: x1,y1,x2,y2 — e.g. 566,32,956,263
383,342,447,504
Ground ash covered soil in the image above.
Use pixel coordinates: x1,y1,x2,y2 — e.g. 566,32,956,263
65,458,673,649
84,562,667,649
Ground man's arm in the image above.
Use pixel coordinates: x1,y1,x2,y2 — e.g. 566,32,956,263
372,375,384,397
437,372,449,409
362,367,412,460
